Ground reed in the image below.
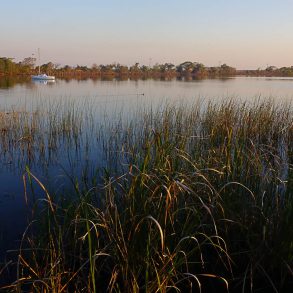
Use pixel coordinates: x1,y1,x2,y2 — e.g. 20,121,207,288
1,99,293,292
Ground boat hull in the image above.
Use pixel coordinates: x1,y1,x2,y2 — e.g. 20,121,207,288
32,74,55,80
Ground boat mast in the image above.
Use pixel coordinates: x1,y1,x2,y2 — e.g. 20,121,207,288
38,48,41,75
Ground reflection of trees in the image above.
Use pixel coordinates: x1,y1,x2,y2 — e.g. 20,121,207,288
0,77,16,88
0,77,30,89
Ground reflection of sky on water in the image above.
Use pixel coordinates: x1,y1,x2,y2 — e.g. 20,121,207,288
2,77,293,111
1,76,293,261
0,133,109,261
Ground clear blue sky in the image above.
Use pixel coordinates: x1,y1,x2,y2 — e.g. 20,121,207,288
1,0,293,69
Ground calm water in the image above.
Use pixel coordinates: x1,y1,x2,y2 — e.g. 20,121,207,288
2,76,293,109
1,76,293,262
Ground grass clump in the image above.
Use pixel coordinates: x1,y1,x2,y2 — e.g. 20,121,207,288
1,99,293,292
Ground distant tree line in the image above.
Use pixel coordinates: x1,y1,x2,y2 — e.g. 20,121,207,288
0,57,238,79
238,66,293,77
0,57,37,76
3,56,293,79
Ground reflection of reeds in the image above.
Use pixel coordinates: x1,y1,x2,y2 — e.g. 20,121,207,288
2,100,293,292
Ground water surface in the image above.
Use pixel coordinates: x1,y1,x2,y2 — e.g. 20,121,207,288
1,76,293,261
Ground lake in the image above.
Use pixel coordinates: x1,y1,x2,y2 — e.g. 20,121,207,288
2,76,293,109
1,76,293,263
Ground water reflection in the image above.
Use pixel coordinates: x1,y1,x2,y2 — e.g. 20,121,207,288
32,79,56,85
0,76,30,89
1,76,293,263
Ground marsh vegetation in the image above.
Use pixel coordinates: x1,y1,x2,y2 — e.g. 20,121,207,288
0,99,292,292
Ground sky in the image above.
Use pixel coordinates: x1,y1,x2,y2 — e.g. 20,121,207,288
1,0,293,69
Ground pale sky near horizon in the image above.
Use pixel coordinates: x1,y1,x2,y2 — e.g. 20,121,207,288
1,0,293,69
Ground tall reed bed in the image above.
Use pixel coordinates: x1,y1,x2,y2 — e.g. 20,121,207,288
1,99,293,292
0,100,96,170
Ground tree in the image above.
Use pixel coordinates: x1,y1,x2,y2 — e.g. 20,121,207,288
63,65,72,71
219,64,236,76
115,64,128,75
40,62,55,74
91,63,98,70
192,63,207,77
176,61,196,73
0,57,14,74
19,57,36,74
129,63,140,75
21,57,36,68
265,65,277,72
159,63,175,73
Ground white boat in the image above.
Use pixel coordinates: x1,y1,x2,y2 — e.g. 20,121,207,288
32,48,55,80
32,73,55,80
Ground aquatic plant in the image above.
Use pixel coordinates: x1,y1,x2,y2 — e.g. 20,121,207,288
1,100,293,292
